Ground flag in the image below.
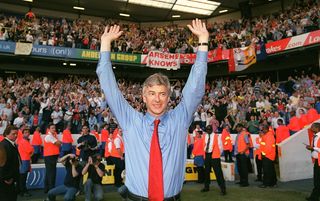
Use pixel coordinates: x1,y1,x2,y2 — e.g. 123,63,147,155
228,44,257,72
256,42,267,61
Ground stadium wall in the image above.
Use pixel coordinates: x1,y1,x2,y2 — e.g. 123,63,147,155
277,124,315,182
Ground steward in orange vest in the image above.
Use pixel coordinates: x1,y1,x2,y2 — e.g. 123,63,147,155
110,128,125,187
187,127,195,159
221,126,233,162
43,123,62,193
17,127,34,196
298,109,309,129
306,122,320,201
259,124,277,188
288,111,301,135
100,123,109,157
235,124,250,187
201,125,226,196
31,127,42,163
275,119,290,144
254,133,263,182
104,132,113,164
192,131,204,183
61,124,73,156
307,107,319,124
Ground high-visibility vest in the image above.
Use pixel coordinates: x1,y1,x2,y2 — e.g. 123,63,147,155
43,133,60,156
211,134,221,159
110,135,124,158
311,135,320,166
192,136,204,156
288,116,301,131
0,135,3,142
255,136,262,160
275,125,290,144
17,130,23,142
307,108,319,124
221,128,233,151
299,114,309,129
261,131,276,161
101,129,109,142
237,131,250,155
187,134,194,146
104,138,112,158
31,131,42,146
62,129,73,143
18,138,34,160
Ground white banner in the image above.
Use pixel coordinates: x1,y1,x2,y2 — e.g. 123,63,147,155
15,42,33,55
147,51,180,70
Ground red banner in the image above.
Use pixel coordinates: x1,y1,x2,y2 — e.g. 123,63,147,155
266,30,320,54
141,30,320,65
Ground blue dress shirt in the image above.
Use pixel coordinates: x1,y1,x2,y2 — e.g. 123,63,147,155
96,51,207,198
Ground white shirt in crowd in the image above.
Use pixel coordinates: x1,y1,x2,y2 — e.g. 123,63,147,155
51,110,63,124
271,117,284,129
13,117,24,128
0,120,8,135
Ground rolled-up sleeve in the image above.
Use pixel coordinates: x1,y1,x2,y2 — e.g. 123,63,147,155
96,52,137,130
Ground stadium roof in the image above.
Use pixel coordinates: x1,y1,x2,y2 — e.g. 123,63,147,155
2,0,277,22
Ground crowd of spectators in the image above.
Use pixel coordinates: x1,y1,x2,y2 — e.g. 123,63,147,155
0,70,319,137
0,1,318,53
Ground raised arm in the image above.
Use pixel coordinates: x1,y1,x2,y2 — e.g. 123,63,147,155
175,19,209,126
96,25,137,129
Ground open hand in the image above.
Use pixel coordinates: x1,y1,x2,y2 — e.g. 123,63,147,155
187,19,209,43
100,25,123,52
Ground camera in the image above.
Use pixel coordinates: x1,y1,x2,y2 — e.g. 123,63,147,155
70,156,79,165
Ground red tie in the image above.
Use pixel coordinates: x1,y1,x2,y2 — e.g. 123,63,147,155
148,119,164,201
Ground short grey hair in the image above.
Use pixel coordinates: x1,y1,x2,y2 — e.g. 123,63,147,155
142,73,171,95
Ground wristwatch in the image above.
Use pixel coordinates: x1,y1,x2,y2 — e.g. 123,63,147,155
198,42,208,46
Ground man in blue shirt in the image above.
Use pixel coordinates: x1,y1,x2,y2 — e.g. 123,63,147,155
97,19,208,200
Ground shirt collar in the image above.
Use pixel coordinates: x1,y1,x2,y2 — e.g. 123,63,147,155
5,137,16,146
144,111,168,126
315,132,320,137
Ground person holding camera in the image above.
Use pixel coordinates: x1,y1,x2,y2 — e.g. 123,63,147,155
77,125,98,163
44,153,82,201
82,154,105,201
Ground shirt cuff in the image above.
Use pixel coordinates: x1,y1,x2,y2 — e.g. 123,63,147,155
314,147,320,152
196,51,208,63
99,51,111,63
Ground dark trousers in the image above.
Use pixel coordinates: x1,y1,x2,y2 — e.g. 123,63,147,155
0,182,18,201
19,172,28,194
31,153,41,164
187,145,193,159
196,166,205,183
110,156,125,187
224,150,233,162
310,160,320,201
44,155,59,193
262,156,277,186
255,155,263,180
204,153,226,190
236,154,249,185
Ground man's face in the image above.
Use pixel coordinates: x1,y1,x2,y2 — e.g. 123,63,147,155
82,126,89,134
143,85,169,118
49,125,56,133
23,130,30,138
7,129,18,141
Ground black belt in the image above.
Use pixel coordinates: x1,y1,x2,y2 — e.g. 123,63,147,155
128,191,181,201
